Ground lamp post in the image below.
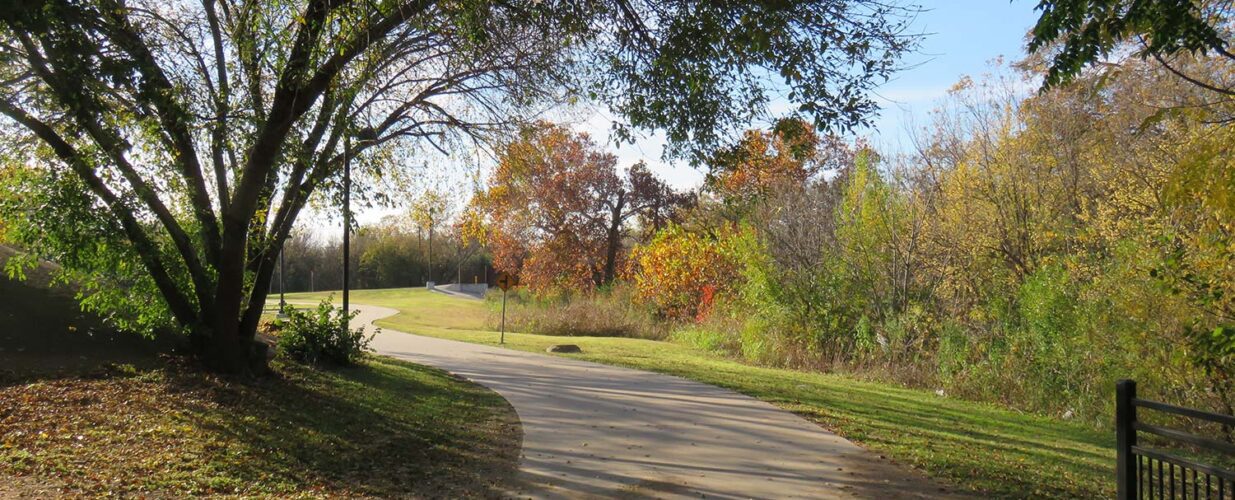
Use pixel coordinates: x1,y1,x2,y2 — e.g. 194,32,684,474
427,206,434,287
276,249,288,319
342,136,351,329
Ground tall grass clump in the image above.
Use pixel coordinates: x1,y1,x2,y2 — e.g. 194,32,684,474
487,284,669,339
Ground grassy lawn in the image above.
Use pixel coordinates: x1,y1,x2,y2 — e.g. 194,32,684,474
0,357,520,497
292,287,1116,498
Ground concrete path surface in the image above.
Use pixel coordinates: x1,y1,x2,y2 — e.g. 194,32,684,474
353,304,962,499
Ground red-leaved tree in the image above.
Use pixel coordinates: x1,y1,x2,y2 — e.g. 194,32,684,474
473,122,685,293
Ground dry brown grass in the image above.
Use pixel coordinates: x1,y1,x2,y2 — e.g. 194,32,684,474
492,287,670,340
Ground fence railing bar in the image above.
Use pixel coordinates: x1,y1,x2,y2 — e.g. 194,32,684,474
1119,381,1139,499
1134,422,1235,456
1135,399,1235,428
1181,466,1186,500
1133,446,1235,482
1162,459,1167,499
1144,456,1150,498
1172,462,1177,499
1117,380,1235,499
1139,455,1146,499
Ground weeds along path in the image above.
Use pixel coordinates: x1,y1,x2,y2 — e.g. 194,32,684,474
352,303,963,499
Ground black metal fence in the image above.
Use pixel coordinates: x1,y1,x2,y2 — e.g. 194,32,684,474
1117,379,1235,499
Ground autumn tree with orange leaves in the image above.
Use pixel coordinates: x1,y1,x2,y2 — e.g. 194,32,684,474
704,118,854,208
472,122,686,293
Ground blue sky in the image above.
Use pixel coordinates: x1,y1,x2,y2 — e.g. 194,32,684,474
866,1,1042,150
581,0,1044,190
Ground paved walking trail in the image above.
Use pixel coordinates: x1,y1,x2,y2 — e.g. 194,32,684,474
352,304,961,499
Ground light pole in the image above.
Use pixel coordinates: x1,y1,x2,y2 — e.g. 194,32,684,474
277,249,288,319
427,206,434,287
342,136,351,329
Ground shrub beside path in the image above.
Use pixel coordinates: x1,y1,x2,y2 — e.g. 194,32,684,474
354,304,967,499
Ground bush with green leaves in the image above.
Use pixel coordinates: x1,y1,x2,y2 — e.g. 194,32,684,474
276,299,374,366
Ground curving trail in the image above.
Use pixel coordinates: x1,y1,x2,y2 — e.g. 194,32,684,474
352,303,963,499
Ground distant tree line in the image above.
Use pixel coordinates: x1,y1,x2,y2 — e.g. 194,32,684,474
274,213,493,295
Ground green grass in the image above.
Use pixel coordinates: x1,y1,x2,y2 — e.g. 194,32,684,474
288,288,489,332
290,287,1116,498
0,357,520,497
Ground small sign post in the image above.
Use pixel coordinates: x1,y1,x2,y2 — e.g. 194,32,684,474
496,272,518,344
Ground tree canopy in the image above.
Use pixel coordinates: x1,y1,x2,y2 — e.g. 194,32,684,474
1028,0,1235,94
0,0,916,372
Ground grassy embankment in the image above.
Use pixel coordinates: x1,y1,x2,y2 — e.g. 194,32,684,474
0,248,521,498
290,287,1116,498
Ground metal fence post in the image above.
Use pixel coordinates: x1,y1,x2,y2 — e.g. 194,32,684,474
1116,379,1137,500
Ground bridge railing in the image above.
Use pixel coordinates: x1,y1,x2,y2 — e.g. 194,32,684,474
1116,379,1235,499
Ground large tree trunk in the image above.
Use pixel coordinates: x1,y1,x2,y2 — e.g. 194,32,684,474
204,216,264,374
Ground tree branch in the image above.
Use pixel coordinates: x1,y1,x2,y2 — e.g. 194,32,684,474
205,0,234,213
1151,51,1235,97
18,34,217,314
98,0,224,264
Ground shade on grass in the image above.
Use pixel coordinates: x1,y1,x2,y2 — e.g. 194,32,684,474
0,357,520,497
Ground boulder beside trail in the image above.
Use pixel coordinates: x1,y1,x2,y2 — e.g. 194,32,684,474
546,344,582,353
